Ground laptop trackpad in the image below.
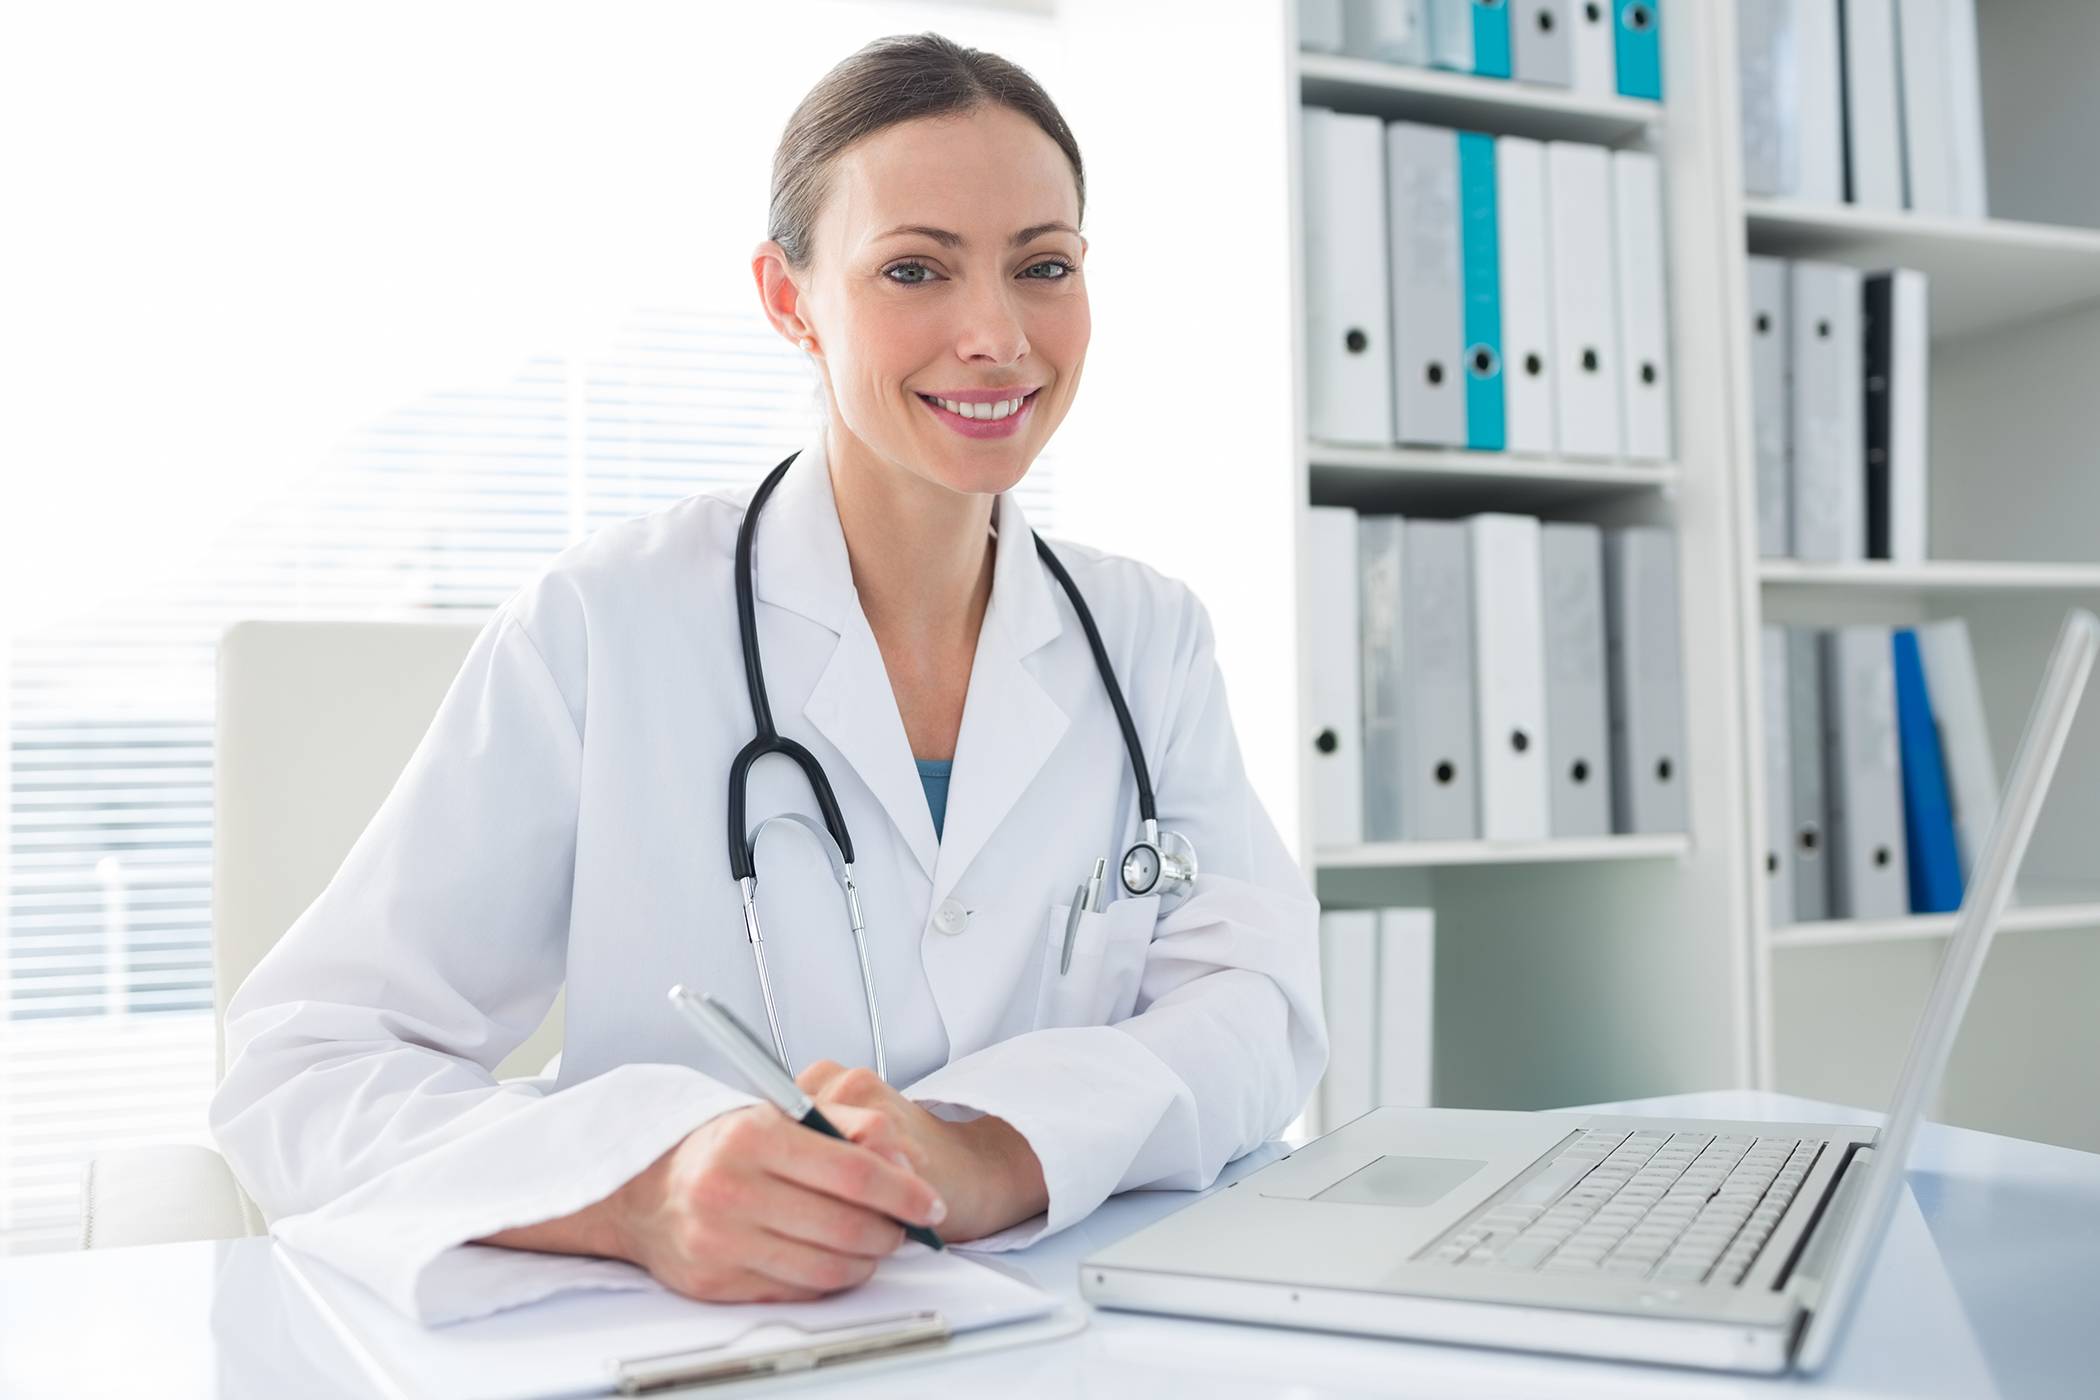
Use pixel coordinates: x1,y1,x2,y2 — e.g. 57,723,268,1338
1309,1154,1487,1207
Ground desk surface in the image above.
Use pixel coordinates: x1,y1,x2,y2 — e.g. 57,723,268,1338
2,1091,2093,1399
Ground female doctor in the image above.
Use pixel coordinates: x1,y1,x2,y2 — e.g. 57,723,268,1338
210,32,1325,1318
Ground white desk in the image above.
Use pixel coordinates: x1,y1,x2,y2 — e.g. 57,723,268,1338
3,1091,2093,1398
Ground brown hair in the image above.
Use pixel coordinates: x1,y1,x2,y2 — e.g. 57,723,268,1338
767,32,1085,271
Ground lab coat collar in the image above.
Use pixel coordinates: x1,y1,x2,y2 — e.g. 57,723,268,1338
754,426,1070,895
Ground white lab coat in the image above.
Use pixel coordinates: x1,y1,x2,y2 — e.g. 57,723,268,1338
210,425,1326,1323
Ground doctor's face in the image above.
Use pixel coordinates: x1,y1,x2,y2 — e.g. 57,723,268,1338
778,105,1089,498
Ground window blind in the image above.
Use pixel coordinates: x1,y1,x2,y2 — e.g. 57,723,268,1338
2,306,1058,1253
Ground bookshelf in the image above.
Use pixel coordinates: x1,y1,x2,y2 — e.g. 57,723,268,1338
1281,1,2100,1153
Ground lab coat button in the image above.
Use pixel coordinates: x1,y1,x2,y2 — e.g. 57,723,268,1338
932,898,969,935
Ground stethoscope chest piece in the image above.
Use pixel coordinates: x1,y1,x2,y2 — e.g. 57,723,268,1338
1121,819,1197,901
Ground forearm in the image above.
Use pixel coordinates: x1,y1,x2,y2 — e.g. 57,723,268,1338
475,1190,630,1261
947,1113,1049,1239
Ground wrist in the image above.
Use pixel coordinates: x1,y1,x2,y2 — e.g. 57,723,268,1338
951,1113,1048,1230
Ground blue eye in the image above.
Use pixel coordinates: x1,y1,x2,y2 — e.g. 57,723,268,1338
885,260,935,285
1025,257,1077,280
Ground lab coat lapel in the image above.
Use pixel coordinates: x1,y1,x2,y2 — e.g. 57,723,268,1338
751,431,940,884
929,490,1069,911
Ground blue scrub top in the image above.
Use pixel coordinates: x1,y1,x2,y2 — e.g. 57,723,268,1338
914,758,953,840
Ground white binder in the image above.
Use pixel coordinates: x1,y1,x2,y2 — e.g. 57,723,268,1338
1495,135,1556,455
1864,268,1930,563
1843,0,1906,209
1426,0,1473,71
1748,255,1792,558
1915,618,2000,881
1512,1,1572,86
1895,0,1957,215
1796,0,1846,203
1545,141,1623,460
1603,526,1689,835
1468,513,1550,841
1762,625,1797,927
1541,522,1612,838
1376,907,1436,1108
1387,121,1466,447
1942,0,1990,217
1738,0,1799,197
1611,149,1673,462
1823,625,1911,919
1319,909,1380,1129
1307,505,1364,847
1401,519,1480,839
1303,107,1394,447
1568,0,1616,96
1297,0,1346,53
1349,0,1429,64
1789,260,1865,562
1358,515,1407,843
1787,627,1832,922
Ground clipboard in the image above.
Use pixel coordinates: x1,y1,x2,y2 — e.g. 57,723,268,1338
276,1243,1084,1399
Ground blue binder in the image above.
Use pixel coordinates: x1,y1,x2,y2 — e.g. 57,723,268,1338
1893,629,1964,913
1456,130,1506,451
1614,0,1663,101
1473,0,1512,78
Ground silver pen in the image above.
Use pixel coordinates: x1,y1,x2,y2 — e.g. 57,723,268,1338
1058,883,1087,975
666,986,944,1250
1081,856,1107,914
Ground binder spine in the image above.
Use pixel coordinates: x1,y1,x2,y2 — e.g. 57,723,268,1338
1458,131,1507,452
1427,0,1475,70
1615,0,1663,100
1472,0,1513,77
1863,271,1896,560
1893,628,1964,913
1511,1,1572,86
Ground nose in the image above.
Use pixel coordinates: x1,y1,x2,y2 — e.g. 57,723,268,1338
954,275,1030,366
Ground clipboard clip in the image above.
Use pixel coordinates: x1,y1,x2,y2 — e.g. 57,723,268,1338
612,1310,951,1394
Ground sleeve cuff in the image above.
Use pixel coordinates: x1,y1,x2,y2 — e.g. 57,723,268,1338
271,1063,756,1324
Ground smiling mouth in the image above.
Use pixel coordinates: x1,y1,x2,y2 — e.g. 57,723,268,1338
915,389,1040,422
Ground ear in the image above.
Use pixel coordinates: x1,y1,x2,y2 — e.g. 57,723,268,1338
751,239,816,349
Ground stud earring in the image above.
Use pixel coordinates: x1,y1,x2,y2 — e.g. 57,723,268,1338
797,336,815,353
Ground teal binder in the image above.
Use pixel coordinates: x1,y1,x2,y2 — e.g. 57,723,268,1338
1457,130,1506,452
1615,0,1662,101
1473,0,1512,78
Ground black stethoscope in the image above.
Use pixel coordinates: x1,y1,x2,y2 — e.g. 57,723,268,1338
727,450,1197,1077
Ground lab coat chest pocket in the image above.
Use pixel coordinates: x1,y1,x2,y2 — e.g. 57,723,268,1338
1032,894,1160,1029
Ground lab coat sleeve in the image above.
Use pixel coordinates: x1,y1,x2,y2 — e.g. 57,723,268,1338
209,596,756,1325
904,587,1328,1251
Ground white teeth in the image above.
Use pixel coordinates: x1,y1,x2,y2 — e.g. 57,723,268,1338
932,394,1026,420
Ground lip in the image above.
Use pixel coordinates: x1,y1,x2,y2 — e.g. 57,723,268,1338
917,386,1041,403
916,387,1039,440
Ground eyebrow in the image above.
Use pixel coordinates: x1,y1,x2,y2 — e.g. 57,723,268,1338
872,221,1079,249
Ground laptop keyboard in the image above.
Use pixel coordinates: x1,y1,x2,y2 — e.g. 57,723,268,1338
1419,1130,1825,1286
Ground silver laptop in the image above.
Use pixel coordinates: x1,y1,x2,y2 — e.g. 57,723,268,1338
1083,608,2098,1375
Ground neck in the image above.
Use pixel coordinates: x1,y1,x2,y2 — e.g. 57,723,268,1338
825,422,997,647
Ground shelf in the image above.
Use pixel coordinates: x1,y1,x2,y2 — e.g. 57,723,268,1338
1297,53,1658,144
1309,444,1679,511
1316,834,1690,871
1772,900,2100,949
1743,199,2100,340
1758,560,2100,595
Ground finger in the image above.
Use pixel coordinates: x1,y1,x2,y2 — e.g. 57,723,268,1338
761,1122,946,1227
741,1172,907,1258
665,1265,827,1306
742,1226,882,1294
818,1103,910,1166
795,1059,850,1098
815,1065,892,1108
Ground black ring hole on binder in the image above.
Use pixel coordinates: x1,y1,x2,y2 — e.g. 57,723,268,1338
1799,827,1820,853
1314,728,1339,755
1524,352,1544,377
1572,759,1590,784
1656,757,1674,782
1581,347,1600,373
1627,3,1654,31
1470,345,1500,378
1345,328,1368,354
1538,8,1555,31
1586,2,1603,21
1511,729,1530,754
1426,361,1446,386
1817,319,1832,339
1756,313,1772,335
1874,846,1892,868
1767,852,1780,874
1435,761,1456,786
1640,361,1658,386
